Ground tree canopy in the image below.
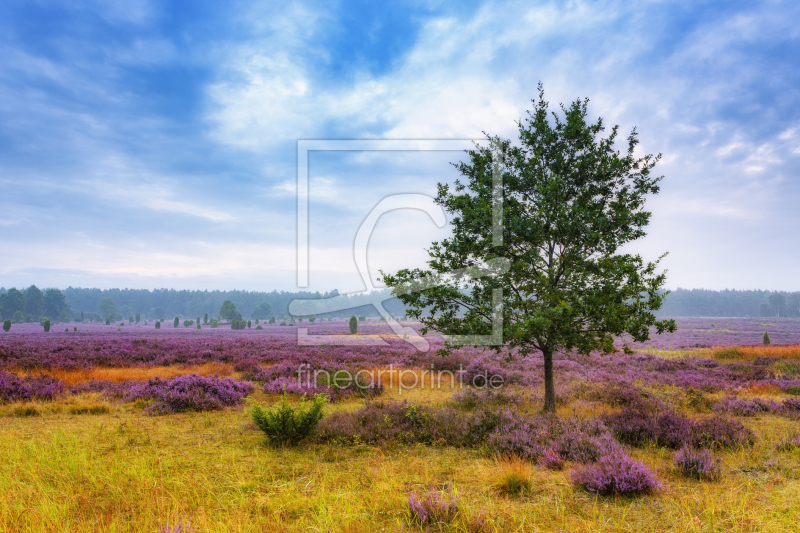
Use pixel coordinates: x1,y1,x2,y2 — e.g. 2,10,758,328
383,87,675,412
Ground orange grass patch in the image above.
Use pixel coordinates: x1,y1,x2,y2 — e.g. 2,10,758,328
712,344,800,361
366,366,465,390
17,362,234,386
746,382,782,395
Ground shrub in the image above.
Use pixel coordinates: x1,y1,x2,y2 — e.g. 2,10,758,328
269,317,275,324
280,321,286,326
155,321,161,329
43,319,50,332
173,317,179,328
3,319,10,332
541,448,565,470
690,416,755,449
196,323,201,330
211,319,218,328
763,330,771,345
251,394,327,446
247,320,251,328
203,313,208,324
673,445,721,481
105,317,111,325
256,325,263,330
349,315,357,334
125,374,252,415
407,489,459,525
0,371,64,403
713,396,779,417
570,453,661,496
183,320,194,327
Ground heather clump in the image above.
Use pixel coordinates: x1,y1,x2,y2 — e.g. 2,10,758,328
570,453,661,496
125,374,252,414
450,387,527,410
713,396,780,417
775,435,800,452
673,445,721,481
407,489,459,525
251,394,326,446
0,370,64,403
689,416,755,449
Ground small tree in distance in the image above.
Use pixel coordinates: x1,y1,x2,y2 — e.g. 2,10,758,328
382,86,675,413
43,319,50,332
763,330,771,345
219,300,238,322
155,321,161,329
349,315,358,334
173,316,179,328
3,320,10,332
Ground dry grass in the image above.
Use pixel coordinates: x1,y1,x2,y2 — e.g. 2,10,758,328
17,362,234,386
643,344,800,362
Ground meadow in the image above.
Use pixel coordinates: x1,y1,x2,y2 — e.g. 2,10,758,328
2,317,800,532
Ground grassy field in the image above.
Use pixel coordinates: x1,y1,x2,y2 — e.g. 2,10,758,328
2,377,800,533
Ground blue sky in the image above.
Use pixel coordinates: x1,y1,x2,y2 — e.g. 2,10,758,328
1,0,799,292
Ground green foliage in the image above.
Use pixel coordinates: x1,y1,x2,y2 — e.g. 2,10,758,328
43,319,50,332
99,297,117,321
219,300,238,321
129,316,134,323
43,289,66,321
183,320,194,327
203,313,208,324
247,320,251,329
155,321,161,330
280,321,286,326
211,318,218,328
763,330,771,345
3,320,10,332
173,316,179,328
196,322,201,330
13,311,23,324
105,317,110,326
0,288,26,320
349,315,358,334
24,285,43,319
269,316,276,324
251,394,327,446
250,302,273,320
256,325,263,330
135,313,140,323
381,86,674,412
359,316,365,321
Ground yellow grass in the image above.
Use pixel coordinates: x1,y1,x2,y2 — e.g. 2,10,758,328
642,344,800,362
16,363,234,386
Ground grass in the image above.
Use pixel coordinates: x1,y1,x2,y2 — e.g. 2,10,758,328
2,384,800,532
641,344,800,362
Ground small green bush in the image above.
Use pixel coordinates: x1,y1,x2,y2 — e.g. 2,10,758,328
173,316,179,328
269,317,275,324
256,325,263,330
105,318,111,325
349,315,358,334
3,320,10,332
247,320,251,329
155,321,161,329
211,319,218,328
763,330,771,345
280,321,286,326
43,319,51,332
251,394,327,446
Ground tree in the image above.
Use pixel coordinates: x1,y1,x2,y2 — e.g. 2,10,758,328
763,330,771,345
155,321,161,329
204,313,209,325
219,300,238,322
174,316,179,328
24,285,43,320
251,302,273,320
43,319,51,332
382,87,675,413
349,315,358,334
269,317,276,324
43,289,67,320
768,293,786,317
99,297,117,321
0,288,26,320
135,313,141,323
3,320,10,332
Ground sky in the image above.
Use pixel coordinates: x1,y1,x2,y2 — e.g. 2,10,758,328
0,0,799,293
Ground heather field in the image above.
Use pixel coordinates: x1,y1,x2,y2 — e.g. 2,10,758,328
2,318,800,532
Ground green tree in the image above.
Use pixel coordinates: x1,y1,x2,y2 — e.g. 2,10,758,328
24,285,43,320
1,288,26,320
43,289,67,320
250,302,273,320
173,316,179,328
269,317,275,324
135,313,140,323
349,315,358,334
43,319,51,332
155,321,161,329
247,319,251,329
382,88,675,413
99,297,117,321
763,330,771,345
3,320,10,332
219,300,238,322
768,293,786,317
204,313,208,325
13,311,23,323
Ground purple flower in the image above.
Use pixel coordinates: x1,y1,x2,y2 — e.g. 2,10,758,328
673,445,721,480
571,453,661,496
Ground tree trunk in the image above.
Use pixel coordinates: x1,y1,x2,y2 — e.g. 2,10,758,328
543,348,556,413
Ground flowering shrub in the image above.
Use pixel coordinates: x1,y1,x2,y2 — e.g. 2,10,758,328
775,435,800,452
673,445,721,480
125,374,252,414
571,453,661,496
0,370,63,403
713,396,780,416
541,448,565,470
407,490,459,525
689,416,755,449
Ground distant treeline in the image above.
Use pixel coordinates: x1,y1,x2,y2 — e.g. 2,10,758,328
1,286,798,323
657,288,800,317
0,286,407,322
